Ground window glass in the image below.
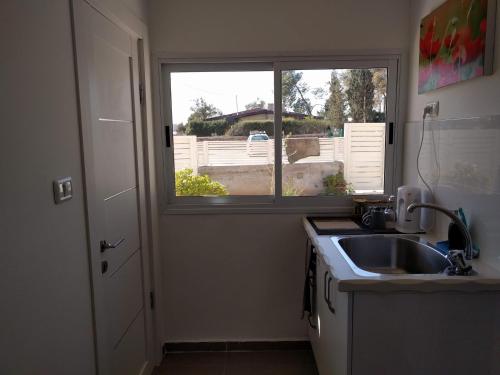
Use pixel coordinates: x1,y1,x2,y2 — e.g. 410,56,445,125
170,70,274,196
280,69,387,196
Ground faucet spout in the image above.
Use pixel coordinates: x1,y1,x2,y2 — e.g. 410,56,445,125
407,203,473,260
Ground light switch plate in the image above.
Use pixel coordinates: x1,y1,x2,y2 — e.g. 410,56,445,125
53,177,73,204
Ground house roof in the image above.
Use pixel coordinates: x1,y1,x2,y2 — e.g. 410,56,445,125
207,108,317,122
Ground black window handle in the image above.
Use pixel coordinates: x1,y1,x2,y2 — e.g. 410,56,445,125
389,122,394,145
165,125,171,147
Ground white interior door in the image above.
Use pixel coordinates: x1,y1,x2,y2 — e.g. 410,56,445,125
72,1,153,374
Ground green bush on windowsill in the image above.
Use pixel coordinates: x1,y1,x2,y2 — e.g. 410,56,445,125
175,169,228,196
323,172,354,196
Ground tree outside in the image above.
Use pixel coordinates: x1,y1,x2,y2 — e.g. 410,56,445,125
372,68,387,113
324,72,347,130
245,98,267,110
282,70,313,115
343,69,375,123
187,97,222,122
183,69,387,135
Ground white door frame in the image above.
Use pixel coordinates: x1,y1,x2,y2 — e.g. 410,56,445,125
71,0,161,373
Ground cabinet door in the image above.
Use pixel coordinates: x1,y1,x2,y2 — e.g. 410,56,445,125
351,292,500,375
312,254,328,374
316,254,351,375
308,245,321,361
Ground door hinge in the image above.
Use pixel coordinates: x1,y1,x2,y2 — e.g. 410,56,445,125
150,291,155,310
139,83,145,105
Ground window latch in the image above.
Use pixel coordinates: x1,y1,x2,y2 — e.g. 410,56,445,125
165,125,171,148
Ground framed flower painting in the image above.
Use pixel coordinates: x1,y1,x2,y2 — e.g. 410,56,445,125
419,0,497,93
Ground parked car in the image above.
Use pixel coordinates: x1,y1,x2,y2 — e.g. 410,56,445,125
247,132,269,142
246,132,270,155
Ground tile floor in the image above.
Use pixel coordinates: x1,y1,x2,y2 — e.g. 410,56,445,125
153,350,318,375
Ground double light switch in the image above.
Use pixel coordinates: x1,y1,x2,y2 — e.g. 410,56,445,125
53,177,73,204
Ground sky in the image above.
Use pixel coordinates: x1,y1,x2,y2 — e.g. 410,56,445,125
170,70,336,125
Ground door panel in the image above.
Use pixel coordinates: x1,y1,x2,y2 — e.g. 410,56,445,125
72,1,150,374
94,120,137,198
107,250,144,347
93,35,133,121
111,312,147,375
103,188,140,275
89,4,130,55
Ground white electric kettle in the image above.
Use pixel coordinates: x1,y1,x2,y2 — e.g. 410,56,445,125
396,186,422,233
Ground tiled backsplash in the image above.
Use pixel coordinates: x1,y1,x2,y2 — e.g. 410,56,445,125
405,115,500,271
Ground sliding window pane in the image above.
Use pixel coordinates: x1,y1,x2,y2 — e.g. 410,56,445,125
170,70,274,196
281,68,387,196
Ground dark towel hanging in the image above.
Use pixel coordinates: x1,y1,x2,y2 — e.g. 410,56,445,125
302,238,317,329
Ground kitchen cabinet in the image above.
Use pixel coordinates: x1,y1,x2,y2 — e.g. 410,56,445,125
309,247,351,375
306,236,500,375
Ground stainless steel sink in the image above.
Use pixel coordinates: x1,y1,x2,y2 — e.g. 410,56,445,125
332,235,451,276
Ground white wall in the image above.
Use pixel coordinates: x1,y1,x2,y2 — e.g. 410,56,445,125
150,0,410,55
403,0,500,271
0,0,155,373
0,2,95,374
162,214,309,341
149,0,411,343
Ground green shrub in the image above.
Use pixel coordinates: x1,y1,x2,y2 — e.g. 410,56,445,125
283,118,334,135
186,120,230,137
225,120,274,136
323,172,354,196
175,169,228,196
282,177,304,196
225,118,342,137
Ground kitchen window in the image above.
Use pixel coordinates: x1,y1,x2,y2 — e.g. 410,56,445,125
159,57,400,212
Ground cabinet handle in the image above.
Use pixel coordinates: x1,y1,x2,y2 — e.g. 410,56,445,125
324,271,336,314
323,271,328,305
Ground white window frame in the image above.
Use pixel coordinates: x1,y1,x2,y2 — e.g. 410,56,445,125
158,55,401,214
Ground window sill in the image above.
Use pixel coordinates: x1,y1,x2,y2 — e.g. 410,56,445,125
161,202,354,215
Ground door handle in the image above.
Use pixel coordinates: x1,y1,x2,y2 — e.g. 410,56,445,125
100,238,125,253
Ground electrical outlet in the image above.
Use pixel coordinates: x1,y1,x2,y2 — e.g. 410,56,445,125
425,101,439,118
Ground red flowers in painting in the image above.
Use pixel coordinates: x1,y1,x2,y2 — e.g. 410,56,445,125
420,20,442,60
420,17,487,64
480,19,487,34
419,0,490,93
459,26,486,64
444,32,460,50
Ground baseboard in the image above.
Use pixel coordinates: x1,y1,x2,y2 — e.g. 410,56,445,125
163,340,311,353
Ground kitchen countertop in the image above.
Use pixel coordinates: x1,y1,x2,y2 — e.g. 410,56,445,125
303,217,500,293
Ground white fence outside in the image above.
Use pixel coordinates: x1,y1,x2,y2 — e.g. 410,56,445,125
174,137,344,167
173,135,198,173
344,123,385,193
173,123,384,192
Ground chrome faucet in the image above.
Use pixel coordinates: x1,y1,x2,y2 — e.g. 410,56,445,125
408,203,473,276
407,203,473,259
